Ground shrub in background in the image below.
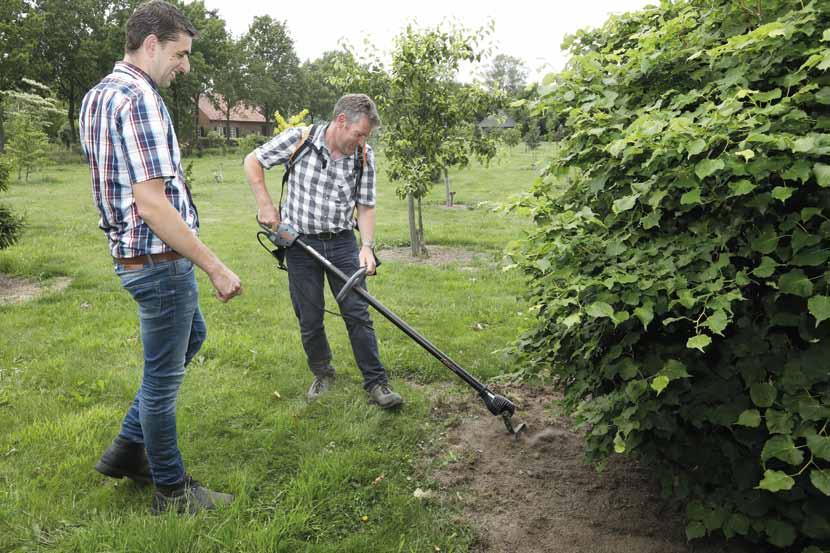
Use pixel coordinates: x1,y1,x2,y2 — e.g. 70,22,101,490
515,1,830,550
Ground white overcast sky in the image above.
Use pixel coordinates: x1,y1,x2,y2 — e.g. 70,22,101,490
201,0,655,83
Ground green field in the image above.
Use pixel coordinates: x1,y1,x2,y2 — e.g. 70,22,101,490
0,145,545,552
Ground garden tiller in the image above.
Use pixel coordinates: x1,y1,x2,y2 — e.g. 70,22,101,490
256,220,527,436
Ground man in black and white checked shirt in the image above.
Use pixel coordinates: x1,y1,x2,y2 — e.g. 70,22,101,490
244,94,402,409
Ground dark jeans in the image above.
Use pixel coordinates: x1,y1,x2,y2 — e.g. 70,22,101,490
114,257,206,487
285,230,387,390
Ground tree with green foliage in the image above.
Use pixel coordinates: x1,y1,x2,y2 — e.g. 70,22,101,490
384,25,498,256
483,53,528,97
164,0,229,150
211,38,248,144
32,0,132,145
299,51,354,122
242,15,302,134
515,1,830,550
0,0,42,152
523,123,541,152
6,112,49,182
0,156,23,248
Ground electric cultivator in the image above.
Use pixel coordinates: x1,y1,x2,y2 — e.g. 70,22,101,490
257,220,527,436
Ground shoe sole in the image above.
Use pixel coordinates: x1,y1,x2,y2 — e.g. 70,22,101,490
95,461,153,485
369,397,404,409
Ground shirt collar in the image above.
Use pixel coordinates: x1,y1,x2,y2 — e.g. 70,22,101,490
315,122,358,159
114,61,159,91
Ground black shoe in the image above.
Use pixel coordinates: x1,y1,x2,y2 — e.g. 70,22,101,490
150,474,234,515
95,436,152,484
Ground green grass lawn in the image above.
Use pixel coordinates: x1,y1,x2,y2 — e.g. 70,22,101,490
0,144,548,552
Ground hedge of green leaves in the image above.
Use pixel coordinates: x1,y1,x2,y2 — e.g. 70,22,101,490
516,1,830,550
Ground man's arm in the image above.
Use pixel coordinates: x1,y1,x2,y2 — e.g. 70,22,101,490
356,204,377,275
133,178,242,302
243,152,279,230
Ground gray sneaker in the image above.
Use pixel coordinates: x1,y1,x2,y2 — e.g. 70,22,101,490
150,474,233,515
307,374,336,401
368,383,403,409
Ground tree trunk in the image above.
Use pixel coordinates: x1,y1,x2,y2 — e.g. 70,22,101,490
0,99,5,153
224,109,232,144
66,93,77,145
417,196,426,256
444,168,453,207
407,193,419,257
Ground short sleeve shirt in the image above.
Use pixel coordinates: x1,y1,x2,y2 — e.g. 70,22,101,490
79,62,198,258
254,124,376,234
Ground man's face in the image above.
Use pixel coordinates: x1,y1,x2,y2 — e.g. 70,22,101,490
150,33,192,88
336,115,373,153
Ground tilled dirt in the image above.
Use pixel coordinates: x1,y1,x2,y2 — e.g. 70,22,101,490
429,385,753,553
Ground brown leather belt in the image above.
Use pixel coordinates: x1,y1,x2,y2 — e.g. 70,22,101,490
113,251,183,270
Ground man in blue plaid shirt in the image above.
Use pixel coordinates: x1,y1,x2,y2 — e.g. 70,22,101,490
244,94,403,409
79,0,241,515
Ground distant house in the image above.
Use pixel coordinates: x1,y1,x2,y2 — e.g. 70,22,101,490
197,95,268,139
478,111,517,130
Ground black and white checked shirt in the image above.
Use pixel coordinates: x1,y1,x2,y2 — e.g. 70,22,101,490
255,124,376,234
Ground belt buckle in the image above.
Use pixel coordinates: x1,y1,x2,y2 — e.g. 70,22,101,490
319,231,335,240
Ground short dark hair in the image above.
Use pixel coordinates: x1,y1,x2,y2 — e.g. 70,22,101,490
125,0,197,52
333,94,381,128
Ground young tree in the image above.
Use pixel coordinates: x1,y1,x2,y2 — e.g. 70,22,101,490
384,24,497,256
6,111,48,182
3,81,60,181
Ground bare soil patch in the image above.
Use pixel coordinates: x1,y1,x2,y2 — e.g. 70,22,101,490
377,246,492,267
0,274,72,305
429,384,752,553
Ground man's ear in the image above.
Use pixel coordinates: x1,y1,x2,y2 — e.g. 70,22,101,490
335,113,347,127
142,34,159,57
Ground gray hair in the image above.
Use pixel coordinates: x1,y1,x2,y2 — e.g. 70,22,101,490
332,94,380,128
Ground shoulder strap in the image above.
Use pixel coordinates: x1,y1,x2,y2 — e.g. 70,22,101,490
279,124,318,217
352,144,366,198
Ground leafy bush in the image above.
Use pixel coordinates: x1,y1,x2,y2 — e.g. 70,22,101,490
0,157,23,249
237,132,267,154
515,1,830,550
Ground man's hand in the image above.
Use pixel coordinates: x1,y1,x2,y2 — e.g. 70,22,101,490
257,204,280,231
359,245,376,276
208,263,243,302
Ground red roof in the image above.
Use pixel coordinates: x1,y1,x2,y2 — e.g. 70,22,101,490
199,95,266,123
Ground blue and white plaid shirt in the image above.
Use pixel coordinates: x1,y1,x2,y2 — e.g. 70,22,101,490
255,124,376,234
79,62,198,258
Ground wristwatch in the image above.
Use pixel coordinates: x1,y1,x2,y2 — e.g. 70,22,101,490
362,240,375,249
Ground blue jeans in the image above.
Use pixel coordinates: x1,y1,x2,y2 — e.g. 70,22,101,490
114,257,206,487
285,231,387,391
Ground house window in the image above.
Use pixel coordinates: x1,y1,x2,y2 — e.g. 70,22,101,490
199,127,206,137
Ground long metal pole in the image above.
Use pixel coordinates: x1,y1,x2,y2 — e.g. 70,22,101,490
295,239,487,394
